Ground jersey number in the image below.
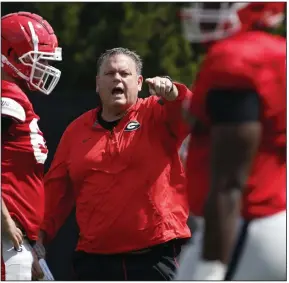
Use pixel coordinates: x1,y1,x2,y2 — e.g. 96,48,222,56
29,118,48,164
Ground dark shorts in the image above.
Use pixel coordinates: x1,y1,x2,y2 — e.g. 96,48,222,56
73,238,189,281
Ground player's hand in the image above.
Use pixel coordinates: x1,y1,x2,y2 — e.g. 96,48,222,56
32,249,44,280
145,76,178,101
2,217,23,250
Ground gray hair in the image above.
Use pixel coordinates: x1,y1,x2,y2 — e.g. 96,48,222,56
97,47,143,75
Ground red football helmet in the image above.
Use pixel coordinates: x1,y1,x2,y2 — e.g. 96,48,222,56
1,12,62,95
179,2,286,43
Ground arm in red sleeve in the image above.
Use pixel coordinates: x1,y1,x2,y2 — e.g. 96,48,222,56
40,129,75,243
160,82,193,143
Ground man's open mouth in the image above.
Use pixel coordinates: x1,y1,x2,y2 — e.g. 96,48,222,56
112,87,124,95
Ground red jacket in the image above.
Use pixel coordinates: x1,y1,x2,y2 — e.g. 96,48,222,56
41,83,192,254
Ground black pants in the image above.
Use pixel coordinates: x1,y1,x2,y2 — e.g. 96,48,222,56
73,239,188,281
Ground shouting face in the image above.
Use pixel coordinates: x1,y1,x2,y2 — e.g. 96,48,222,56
96,54,143,112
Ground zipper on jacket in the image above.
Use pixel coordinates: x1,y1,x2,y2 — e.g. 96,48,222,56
109,128,120,153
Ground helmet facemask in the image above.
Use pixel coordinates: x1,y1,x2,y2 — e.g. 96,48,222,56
19,47,62,95
180,3,247,43
180,2,285,44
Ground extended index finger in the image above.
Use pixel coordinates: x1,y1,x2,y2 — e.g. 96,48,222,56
145,78,155,85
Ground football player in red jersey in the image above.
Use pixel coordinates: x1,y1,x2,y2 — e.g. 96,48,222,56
1,12,62,280
175,2,286,280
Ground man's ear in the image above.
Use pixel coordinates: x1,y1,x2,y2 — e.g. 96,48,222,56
138,75,143,91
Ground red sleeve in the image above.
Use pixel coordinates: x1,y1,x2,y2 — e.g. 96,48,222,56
153,82,193,143
41,128,75,243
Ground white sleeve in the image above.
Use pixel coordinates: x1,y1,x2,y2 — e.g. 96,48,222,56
1,97,26,123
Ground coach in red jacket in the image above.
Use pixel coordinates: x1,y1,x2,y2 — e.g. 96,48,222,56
37,47,192,280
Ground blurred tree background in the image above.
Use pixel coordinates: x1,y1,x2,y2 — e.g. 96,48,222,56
2,2,286,95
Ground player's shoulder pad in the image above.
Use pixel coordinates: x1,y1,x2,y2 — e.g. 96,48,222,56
1,97,26,123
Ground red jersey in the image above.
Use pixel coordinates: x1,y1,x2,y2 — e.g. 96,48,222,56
41,83,192,254
187,31,286,219
1,80,48,240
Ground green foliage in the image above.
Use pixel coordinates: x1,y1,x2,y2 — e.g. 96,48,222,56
120,3,197,96
1,3,286,95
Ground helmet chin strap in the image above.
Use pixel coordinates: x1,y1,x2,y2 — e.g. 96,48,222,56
1,54,29,81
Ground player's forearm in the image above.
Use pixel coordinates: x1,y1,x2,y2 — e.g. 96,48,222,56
202,190,242,264
204,122,261,264
165,82,194,137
